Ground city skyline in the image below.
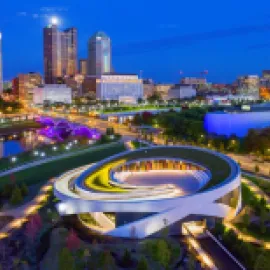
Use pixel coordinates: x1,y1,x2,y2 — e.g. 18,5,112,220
1,1,270,83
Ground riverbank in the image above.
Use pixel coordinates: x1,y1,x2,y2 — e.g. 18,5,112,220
0,120,42,135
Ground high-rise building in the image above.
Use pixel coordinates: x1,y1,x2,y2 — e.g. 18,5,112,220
87,32,112,76
237,75,260,98
43,22,77,84
12,72,43,103
0,32,3,94
61,28,77,76
79,59,87,75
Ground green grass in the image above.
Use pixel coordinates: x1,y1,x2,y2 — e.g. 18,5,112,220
0,141,93,171
131,141,149,149
243,175,270,194
235,222,270,242
0,142,126,190
0,120,41,130
99,105,180,114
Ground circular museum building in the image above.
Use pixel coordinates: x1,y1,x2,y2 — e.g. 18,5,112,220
54,146,241,239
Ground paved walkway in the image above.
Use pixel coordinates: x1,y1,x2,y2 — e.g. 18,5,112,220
0,141,120,178
0,178,55,240
223,176,270,250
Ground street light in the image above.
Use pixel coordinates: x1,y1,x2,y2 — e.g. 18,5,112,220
11,157,17,163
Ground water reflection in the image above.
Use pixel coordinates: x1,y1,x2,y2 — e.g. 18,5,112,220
0,130,51,158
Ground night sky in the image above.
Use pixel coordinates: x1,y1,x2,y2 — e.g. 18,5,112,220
1,0,270,83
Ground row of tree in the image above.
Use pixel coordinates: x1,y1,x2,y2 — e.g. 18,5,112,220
214,222,270,269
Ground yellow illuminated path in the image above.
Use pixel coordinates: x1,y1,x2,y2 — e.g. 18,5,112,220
0,178,55,240
224,177,270,250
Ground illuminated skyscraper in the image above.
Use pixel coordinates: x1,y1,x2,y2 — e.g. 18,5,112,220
0,32,3,94
87,32,112,76
61,28,78,77
43,20,77,84
44,23,62,84
79,59,87,75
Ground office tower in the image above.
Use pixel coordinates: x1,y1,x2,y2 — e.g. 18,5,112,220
79,59,87,75
61,28,77,77
12,72,42,103
44,23,62,84
237,75,260,98
43,21,77,84
87,32,112,76
0,32,3,94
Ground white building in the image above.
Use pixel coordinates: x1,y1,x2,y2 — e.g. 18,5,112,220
33,84,72,105
167,84,196,100
96,74,143,103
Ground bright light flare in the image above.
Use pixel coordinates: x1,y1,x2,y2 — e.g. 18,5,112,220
51,16,59,25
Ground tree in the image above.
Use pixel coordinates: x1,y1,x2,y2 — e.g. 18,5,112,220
10,186,23,205
25,213,43,241
187,254,196,270
243,213,250,228
66,229,80,251
254,252,270,270
20,183,29,197
121,249,133,267
255,165,260,173
99,250,115,270
137,257,148,270
152,239,171,269
59,247,74,270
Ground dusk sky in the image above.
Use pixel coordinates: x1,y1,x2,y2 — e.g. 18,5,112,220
1,0,270,83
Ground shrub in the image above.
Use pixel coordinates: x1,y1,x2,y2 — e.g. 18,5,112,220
20,183,29,197
59,247,74,270
10,186,23,205
137,257,148,270
255,165,260,173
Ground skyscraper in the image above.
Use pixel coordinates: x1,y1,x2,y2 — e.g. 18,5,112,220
61,28,77,77
0,32,3,94
79,59,87,75
87,32,112,76
43,20,77,84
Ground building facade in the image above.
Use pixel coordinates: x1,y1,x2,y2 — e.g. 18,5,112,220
204,110,270,137
96,74,143,103
143,79,155,98
79,59,87,76
167,84,196,100
181,77,207,86
236,75,260,99
12,73,43,103
154,84,173,99
44,23,77,84
0,33,3,94
87,32,112,76
33,84,72,105
61,28,78,77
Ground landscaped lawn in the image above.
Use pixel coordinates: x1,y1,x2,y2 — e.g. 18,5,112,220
131,140,149,149
0,140,94,172
243,174,270,195
0,142,126,190
0,120,41,132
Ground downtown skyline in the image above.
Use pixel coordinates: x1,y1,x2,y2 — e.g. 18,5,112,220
1,0,270,83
